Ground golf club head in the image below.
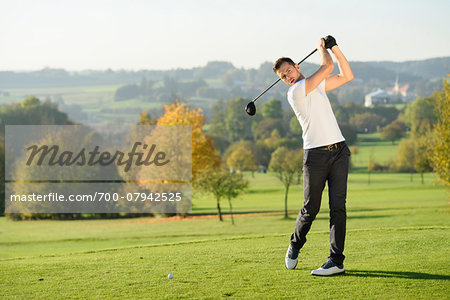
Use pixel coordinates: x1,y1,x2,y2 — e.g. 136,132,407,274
245,101,256,116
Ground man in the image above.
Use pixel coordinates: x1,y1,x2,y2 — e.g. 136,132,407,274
273,35,353,276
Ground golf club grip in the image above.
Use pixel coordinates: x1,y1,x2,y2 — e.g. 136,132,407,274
252,48,317,103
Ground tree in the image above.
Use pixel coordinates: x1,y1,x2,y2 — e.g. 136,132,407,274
114,84,139,101
350,112,385,133
0,96,69,126
8,126,120,219
226,97,253,142
289,116,302,135
333,105,350,123
327,92,339,104
196,170,248,222
371,106,400,126
222,69,245,87
155,102,221,180
396,139,416,181
224,172,249,224
208,100,230,153
0,97,70,218
405,95,437,138
195,61,235,79
262,98,283,119
263,129,282,151
335,86,365,103
208,99,227,139
253,118,285,141
226,146,257,174
430,81,450,186
414,135,433,184
269,147,303,218
380,120,406,144
138,109,157,125
22,96,40,107
224,140,271,168
339,123,357,145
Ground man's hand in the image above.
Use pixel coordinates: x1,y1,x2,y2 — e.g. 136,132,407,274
324,37,354,92
317,38,326,50
324,35,337,49
305,38,334,95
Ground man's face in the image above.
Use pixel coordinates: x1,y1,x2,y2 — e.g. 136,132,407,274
276,62,301,86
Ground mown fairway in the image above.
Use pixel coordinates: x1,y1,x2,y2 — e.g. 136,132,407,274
1,172,448,299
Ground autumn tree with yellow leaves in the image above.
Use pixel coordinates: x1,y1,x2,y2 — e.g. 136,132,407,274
156,102,221,180
430,81,450,186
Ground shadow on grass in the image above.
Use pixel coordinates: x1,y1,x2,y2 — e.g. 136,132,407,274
247,188,283,194
190,210,285,215
347,214,393,220
346,270,450,280
312,214,392,221
348,207,408,213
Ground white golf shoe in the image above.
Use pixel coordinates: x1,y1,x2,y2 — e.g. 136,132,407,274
311,260,345,276
284,244,299,269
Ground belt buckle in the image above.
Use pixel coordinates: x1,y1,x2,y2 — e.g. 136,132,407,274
327,144,337,151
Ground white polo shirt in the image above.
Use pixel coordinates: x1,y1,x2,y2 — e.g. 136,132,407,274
287,79,345,149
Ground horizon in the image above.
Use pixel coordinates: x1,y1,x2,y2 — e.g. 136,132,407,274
2,55,449,73
1,0,449,71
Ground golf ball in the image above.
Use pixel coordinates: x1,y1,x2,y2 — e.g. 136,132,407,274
168,273,173,279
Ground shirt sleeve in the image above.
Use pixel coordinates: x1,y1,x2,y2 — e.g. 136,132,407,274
287,79,306,104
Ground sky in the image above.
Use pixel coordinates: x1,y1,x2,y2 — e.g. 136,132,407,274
0,0,449,71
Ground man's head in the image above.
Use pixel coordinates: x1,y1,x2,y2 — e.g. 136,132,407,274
273,57,302,86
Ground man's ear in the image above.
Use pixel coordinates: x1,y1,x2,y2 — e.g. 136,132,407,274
295,64,300,71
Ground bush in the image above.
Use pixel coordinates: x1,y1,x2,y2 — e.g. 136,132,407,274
339,123,357,145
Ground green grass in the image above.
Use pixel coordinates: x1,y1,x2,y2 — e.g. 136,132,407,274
0,172,448,299
351,133,401,169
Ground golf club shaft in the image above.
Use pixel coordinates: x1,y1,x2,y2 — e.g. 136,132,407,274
251,48,318,103
297,48,317,66
251,78,281,103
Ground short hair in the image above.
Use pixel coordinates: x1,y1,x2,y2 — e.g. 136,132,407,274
273,57,295,73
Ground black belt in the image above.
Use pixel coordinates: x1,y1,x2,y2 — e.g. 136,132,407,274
311,141,346,151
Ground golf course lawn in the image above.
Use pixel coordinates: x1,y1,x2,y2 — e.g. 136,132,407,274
1,172,448,299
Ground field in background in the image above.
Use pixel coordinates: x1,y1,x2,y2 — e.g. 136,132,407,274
351,133,400,169
0,172,447,298
0,85,220,124
0,85,119,105
0,85,143,123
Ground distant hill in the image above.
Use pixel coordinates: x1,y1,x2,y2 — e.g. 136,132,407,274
0,57,447,107
0,57,448,88
364,57,450,80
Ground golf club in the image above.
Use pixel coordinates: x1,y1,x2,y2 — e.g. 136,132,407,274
245,48,318,116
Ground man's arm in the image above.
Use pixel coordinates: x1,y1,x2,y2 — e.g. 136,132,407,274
325,46,354,91
305,39,334,95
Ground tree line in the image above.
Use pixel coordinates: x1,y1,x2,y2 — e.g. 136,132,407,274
1,81,448,220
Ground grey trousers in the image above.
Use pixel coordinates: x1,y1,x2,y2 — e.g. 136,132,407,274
290,143,350,265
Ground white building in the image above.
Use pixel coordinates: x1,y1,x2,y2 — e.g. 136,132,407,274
364,89,390,107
